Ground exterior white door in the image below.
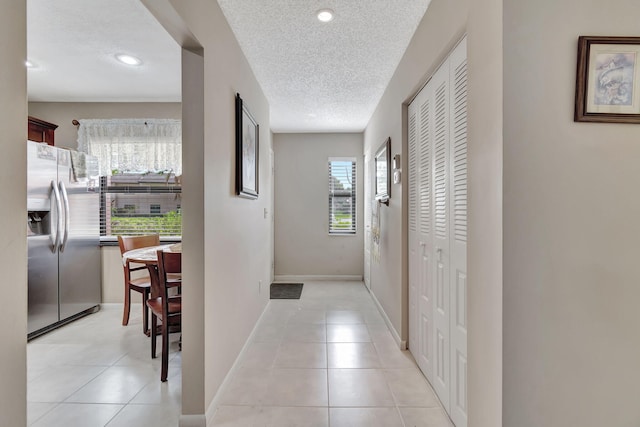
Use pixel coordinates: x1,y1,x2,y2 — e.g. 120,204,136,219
408,37,467,427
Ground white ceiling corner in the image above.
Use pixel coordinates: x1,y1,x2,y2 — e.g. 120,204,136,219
27,0,431,133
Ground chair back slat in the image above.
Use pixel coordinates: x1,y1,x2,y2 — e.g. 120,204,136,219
156,250,182,301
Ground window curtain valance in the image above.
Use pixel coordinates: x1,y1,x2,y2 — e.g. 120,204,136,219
77,119,182,176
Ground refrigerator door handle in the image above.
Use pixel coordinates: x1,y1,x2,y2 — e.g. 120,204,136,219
51,180,62,253
59,181,70,252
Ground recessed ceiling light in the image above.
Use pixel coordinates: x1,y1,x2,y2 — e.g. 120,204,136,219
316,8,334,22
115,54,142,66
25,60,35,68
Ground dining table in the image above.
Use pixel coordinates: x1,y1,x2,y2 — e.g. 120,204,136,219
122,243,182,336
122,243,182,295
122,242,182,267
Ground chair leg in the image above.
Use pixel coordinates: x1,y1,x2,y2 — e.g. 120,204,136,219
142,290,150,335
122,287,131,326
161,321,169,382
151,314,158,359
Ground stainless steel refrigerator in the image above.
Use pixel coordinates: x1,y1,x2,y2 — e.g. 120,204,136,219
27,140,101,338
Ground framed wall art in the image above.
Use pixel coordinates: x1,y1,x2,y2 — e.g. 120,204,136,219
575,36,640,123
235,93,259,199
374,137,391,205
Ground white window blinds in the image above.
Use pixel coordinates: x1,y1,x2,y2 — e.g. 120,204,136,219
329,158,356,234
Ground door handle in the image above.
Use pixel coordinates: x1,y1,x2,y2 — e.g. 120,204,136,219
59,181,70,252
436,247,443,261
51,180,62,253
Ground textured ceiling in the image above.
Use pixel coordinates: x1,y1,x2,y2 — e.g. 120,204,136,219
218,0,431,132
27,0,430,132
27,0,181,102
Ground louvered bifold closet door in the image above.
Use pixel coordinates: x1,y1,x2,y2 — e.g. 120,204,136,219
448,38,468,427
408,37,467,427
417,87,435,380
408,104,420,363
430,58,452,411
410,81,436,381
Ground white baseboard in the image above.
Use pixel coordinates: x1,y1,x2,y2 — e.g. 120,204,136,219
179,414,206,427
205,401,217,427
368,288,407,350
204,301,272,425
273,275,363,282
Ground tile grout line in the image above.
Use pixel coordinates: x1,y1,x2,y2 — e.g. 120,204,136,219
102,403,128,427
26,401,60,426
325,318,331,427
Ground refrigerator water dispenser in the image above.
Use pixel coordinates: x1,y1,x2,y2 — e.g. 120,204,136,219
27,211,50,236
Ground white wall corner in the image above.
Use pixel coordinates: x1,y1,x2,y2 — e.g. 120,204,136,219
178,414,206,427
369,289,405,349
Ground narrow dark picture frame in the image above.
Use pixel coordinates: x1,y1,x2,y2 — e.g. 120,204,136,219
235,93,259,199
575,36,640,124
374,137,391,205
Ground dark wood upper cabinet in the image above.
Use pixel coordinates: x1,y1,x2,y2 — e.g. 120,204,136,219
28,116,58,146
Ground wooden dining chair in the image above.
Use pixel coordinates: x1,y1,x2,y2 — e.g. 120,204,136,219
147,249,182,382
118,234,160,334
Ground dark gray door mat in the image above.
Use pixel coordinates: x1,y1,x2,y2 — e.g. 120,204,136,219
270,283,303,299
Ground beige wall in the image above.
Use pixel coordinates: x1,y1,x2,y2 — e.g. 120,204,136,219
503,0,640,426
28,102,181,149
180,46,206,421
148,0,273,422
273,133,364,278
0,0,27,425
101,246,146,303
467,0,503,426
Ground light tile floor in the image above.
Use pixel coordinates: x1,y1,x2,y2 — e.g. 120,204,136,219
27,282,453,427
210,281,453,427
27,303,182,427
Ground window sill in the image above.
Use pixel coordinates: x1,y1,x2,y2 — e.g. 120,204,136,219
99,236,182,247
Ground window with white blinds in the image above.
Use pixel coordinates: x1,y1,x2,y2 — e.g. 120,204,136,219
100,174,182,238
76,119,183,240
328,158,356,234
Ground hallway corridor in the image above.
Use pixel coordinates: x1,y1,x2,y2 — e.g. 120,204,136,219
26,281,452,426
210,281,453,427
